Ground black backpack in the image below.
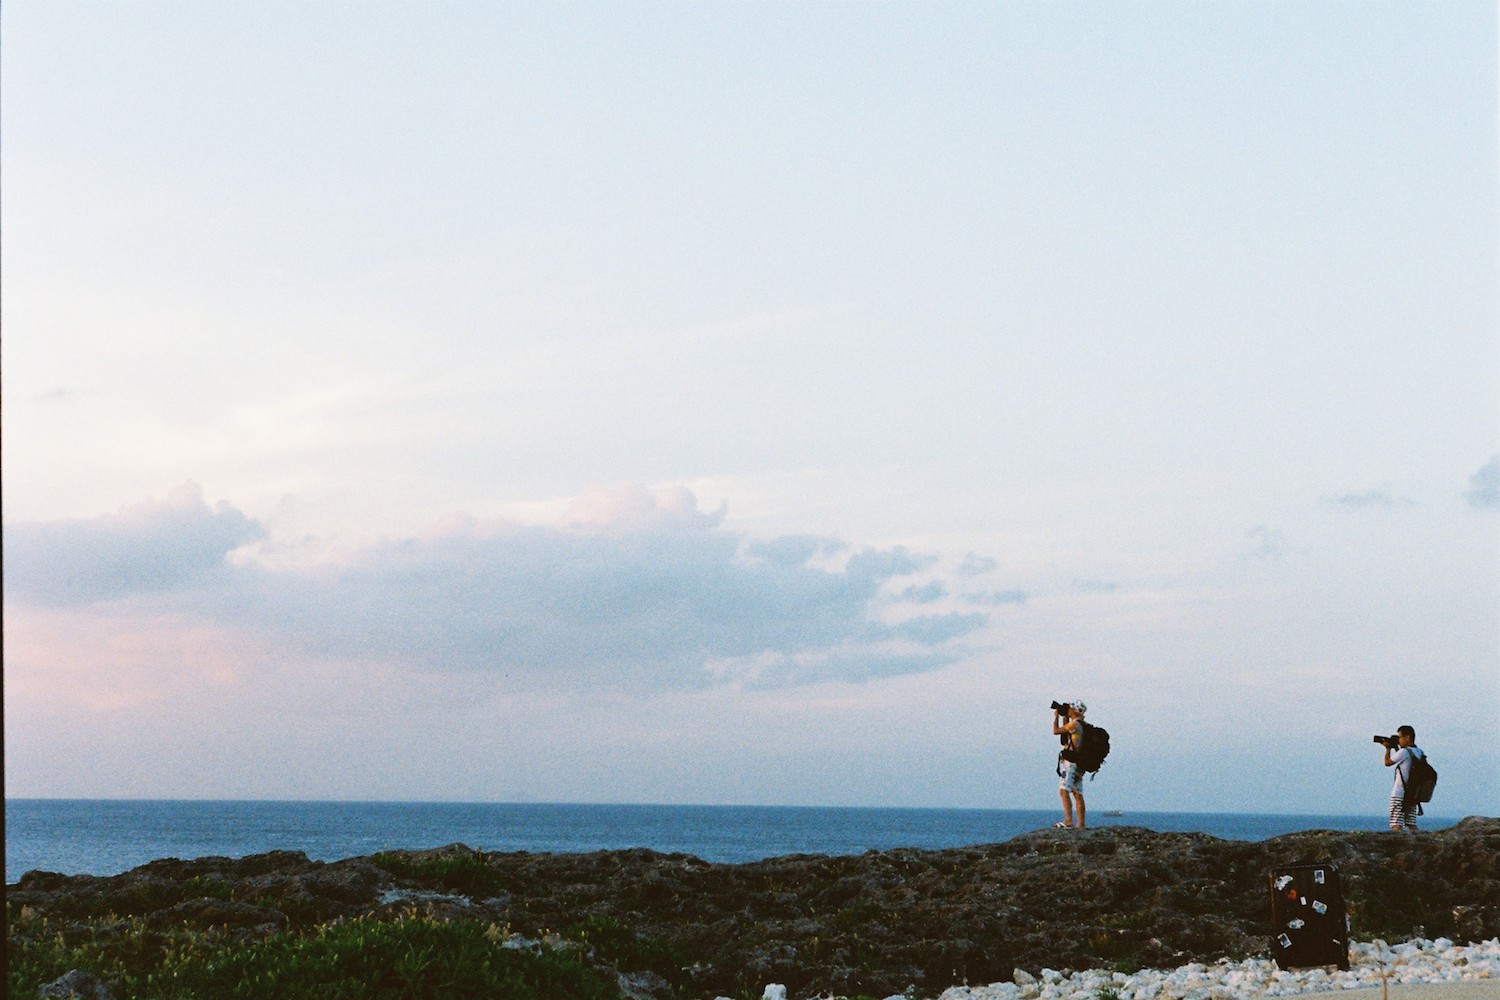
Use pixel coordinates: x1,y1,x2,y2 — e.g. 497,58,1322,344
1404,752,1437,815
1076,722,1111,775
1059,722,1111,778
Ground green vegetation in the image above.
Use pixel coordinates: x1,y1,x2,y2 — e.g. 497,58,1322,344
8,905,624,1000
370,851,506,898
563,914,694,993
7,851,705,1000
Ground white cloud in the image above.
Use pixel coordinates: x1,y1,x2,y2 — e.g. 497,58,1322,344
3,483,265,604
563,482,727,532
5,484,993,689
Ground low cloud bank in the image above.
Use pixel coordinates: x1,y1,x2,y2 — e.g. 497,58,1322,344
5,484,995,688
4,484,264,604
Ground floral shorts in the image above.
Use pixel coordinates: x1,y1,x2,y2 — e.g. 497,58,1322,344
1059,762,1084,793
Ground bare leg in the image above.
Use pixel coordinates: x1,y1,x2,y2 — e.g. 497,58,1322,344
1072,793,1086,829
1059,789,1074,827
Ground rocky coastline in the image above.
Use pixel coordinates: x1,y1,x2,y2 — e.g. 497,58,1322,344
8,817,1498,999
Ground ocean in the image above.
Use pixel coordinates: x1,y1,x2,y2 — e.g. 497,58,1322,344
4,800,1457,880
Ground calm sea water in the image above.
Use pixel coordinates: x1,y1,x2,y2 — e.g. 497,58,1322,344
4,800,1457,880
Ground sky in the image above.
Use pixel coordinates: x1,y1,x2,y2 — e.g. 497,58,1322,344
3,2,1497,818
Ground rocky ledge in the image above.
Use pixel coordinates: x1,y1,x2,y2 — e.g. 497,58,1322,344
8,817,1499,999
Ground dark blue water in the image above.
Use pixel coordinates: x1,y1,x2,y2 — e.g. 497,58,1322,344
4,800,1458,880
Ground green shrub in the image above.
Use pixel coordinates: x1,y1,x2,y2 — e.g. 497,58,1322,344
7,907,624,1000
155,915,621,999
370,852,505,898
7,908,204,997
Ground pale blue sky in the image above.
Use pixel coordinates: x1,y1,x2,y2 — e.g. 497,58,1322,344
4,2,1497,816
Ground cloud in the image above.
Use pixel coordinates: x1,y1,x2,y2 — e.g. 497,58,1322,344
957,554,998,577
4,483,265,605
1327,488,1415,510
1465,456,1500,510
890,612,989,644
1333,489,1389,509
703,645,967,688
896,581,947,603
746,535,848,568
1244,525,1287,561
563,482,727,531
5,484,992,689
966,589,1030,605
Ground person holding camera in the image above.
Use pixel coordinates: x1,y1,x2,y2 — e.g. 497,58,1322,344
1380,726,1426,831
1051,700,1087,829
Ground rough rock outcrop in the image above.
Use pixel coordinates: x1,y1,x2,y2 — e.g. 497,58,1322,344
36,970,116,1000
8,817,1497,1000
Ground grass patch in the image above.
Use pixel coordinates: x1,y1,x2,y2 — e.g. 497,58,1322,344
245,892,336,927
370,851,505,899
8,906,624,999
179,876,236,902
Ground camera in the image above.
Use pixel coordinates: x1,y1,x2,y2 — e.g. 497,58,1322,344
1373,734,1399,748
1052,701,1074,748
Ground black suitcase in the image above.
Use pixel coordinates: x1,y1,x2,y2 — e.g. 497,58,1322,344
1268,863,1350,970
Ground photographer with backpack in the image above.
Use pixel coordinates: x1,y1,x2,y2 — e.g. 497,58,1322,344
1052,700,1088,829
1379,725,1431,832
